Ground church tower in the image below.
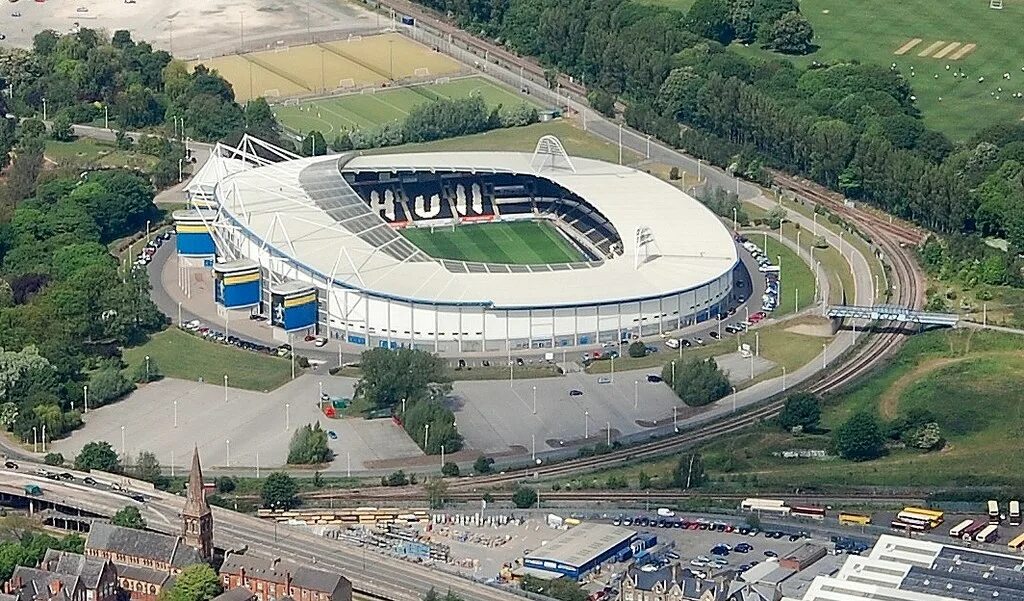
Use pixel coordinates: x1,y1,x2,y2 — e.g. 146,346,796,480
182,446,214,561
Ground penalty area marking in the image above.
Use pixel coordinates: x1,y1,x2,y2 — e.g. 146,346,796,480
894,38,923,55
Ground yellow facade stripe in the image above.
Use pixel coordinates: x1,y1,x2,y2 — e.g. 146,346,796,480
223,272,260,285
284,293,318,308
176,224,211,233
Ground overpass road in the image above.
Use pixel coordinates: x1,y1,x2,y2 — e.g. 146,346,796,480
0,467,524,601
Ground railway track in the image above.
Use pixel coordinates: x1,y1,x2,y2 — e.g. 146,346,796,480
427,176,926,491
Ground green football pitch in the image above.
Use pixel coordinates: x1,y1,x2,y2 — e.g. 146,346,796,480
400,221,584,265
273,76,535,135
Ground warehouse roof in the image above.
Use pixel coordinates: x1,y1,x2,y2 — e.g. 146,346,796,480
525,523,635,568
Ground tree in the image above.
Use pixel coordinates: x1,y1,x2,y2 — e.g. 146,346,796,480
50,114,73,142
287,422,333,465
111,505,146,529
512,486,538,508
356,348,452,410
587,89,616,117
473,455,493,474
686,0,734,45
132,357,162,383
672,452,706,488
662,358,730,407
765,205,787,229
521,575,586,601
425,478,448,509
627,341,647,358
260,472,298,509
832,412,885,461
131,450,161,482
441,462,460,477
74,441,120,472
43,452,64,466
216,476,236,493
163,564,221,601
301,130,328,156
778,392,821,432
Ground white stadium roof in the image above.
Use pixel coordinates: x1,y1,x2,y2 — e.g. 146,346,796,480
212,146,737,309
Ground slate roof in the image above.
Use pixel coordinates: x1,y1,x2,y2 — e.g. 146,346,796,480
86,523,202,568
9,567,79,601
220,554,349,596
116,565,173,587
39,551,109,589
211,588,256,601
626,565,721,599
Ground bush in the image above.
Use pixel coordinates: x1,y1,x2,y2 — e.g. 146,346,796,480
382,470,410,487
287,423,333,465
669,166,680,180
216,476,236,493
628,341,647,358
261,472,298,509
662,358,730,407
441,462,460,477
43,453,64,466
778,392,821,432
512,486,538,508
473,455,494,474
832,412,885,461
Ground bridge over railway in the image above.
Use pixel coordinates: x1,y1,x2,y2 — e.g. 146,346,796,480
827,304,959,327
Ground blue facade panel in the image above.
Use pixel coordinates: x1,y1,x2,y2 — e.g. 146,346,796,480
347,334,367,345
216,279,261,309
176,232,216,256
282,301,317,331
523,535,634,580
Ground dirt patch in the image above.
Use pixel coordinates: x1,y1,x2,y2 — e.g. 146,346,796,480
785,322,833,337
950,43,977,60
917,41,946,57
894,38,923,55
932,42,962,59
878,356,963,419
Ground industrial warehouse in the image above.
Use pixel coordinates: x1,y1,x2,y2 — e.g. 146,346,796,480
175,135,738,350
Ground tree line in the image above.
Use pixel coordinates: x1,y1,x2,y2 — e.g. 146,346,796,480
411,0,1024,291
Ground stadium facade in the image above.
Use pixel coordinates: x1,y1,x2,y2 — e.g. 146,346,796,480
181,136,739,352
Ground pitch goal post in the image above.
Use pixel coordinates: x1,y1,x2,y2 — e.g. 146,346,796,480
991,0,1003,9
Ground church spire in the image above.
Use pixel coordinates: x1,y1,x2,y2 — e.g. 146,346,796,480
182,446,213,561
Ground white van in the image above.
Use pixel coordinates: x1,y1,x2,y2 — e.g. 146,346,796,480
665,338,680,349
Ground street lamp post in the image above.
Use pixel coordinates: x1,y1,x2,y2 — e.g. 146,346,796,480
224,374,228,402
83,385,89,414
782,366,787,391
532,385,537,415
104,105,108,129
732,207,737,231
755,332,760,356
822,343,827,368
732,387,737,411
584,410,589,439
226,439,231,467
424,423,430,450
633,380,638,410
610,354,615,383
177,301,182,326
146,220,151,244
173,399,178,428
618,123,623,165
41,425,46,453
145,355,150,381
42,97,47,121
531,434,536,461
285,403,290,431
32,427,37,453
673,406,678,432
671,360,676,386
606,422,611,446
120,425,126,459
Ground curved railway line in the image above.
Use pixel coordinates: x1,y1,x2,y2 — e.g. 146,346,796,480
430,175,928,491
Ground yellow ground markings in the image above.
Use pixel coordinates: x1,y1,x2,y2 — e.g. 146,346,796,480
917,41,946,57
932,42,962,59
949,43,977,60
894,38,923,55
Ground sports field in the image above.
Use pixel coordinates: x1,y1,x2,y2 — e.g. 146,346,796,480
733,0,1024,141
273,76,534,134
191,33,463,103
400,221,584,265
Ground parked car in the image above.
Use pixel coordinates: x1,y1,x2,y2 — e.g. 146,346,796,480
569,389,584,396
597,377,612,384
4,461,17,469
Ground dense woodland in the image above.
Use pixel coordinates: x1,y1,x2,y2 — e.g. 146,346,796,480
415,0,1024,287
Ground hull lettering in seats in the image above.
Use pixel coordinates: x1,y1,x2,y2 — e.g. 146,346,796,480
369,189,397,221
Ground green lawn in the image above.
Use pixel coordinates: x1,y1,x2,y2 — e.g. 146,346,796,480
44,138,159,171
274,76,535,134
742,230,817,314
732,0,1024,141
401,220,584,264
124,328,296,391
369,120,641,165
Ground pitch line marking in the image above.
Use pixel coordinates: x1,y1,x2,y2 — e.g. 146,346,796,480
894,38,923,55
917,41,946,57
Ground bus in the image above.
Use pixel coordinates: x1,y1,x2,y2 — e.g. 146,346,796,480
1010,501,1021,526
962,521,986,540
741,498,791,516
839,513,871,526
791,506,827,520
898,507,944,529
891,519,927,532
949,519,976,538
1008,532,1024,551
988,500,1001,524
976,524,999,543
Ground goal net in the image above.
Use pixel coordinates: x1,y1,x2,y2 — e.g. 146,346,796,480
282,98,299,107
414,67,430,77
273,45,290,53
434,77,451,85
338,78,355,89
262,88,280,97
347,34,363,42
991,0,1003,8
361,87,377,94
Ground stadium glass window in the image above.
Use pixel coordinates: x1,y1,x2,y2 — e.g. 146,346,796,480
415,331,421,335
403,331,409,334
672,310,679,315
476,332,482,335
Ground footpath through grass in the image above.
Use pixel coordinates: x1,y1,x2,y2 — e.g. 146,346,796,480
124,328,296,391
401,221,583,264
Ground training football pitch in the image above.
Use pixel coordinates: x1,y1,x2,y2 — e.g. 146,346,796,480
273,76,534,134
400,221,584,265
733,0,1024,141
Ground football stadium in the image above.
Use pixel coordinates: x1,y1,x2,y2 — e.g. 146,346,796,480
181,135,738,353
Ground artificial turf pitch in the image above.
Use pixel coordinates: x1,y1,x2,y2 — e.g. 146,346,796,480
400,221,584,265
